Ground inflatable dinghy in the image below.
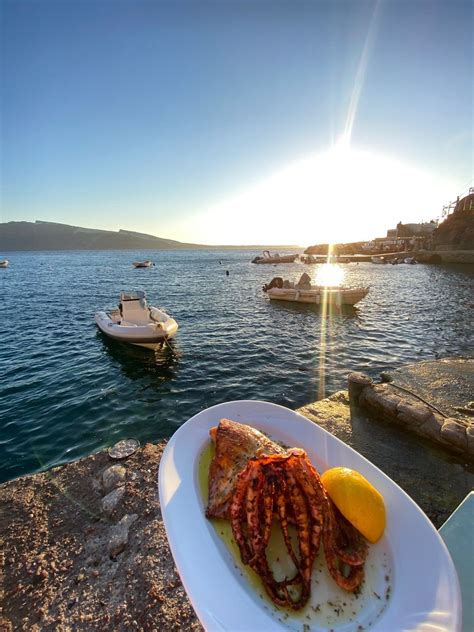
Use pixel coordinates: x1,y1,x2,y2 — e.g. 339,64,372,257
95,291,178,350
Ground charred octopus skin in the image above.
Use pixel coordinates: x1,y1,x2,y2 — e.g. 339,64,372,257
206,420,368,610
229,449,368,609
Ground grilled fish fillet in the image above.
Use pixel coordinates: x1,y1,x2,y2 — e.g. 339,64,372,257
206,418,285,519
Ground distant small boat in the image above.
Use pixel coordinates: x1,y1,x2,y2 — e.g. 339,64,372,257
404,257,417,265
95,291,178,351
0,259,9,268
263,279,369,306
371,256,387,264
251,250,298,264
133,260,153,268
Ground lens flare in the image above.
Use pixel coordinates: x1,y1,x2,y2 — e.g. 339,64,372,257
315,263,345,287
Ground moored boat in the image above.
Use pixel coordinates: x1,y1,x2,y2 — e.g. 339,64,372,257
251,250,298,264
263,275,368,306
0,259,9,268
264,285,369,306
133,260,153,268
371,256,387,264
95,291,178,350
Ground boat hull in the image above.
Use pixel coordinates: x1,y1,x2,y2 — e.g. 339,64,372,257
252,255,297,264
95,311,178,351
133,261,153,268
266,287,369,306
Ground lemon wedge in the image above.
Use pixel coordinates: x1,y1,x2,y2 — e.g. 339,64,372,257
321,467,386,543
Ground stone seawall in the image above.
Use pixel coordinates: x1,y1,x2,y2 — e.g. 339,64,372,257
347,358,474,460
414,249,474,264
349,374,473,458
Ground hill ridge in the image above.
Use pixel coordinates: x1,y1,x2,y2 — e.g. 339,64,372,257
0,220,300,251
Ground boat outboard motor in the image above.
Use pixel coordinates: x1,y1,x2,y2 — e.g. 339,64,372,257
263,277,284,292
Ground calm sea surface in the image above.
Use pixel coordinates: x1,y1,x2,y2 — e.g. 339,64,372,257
1,250,473,483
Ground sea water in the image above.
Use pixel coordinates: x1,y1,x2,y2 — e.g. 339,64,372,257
0,249,472,482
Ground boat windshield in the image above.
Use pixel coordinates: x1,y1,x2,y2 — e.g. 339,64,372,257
121,290,146,302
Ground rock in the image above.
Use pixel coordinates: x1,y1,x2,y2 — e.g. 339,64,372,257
440,419,467,451
328,390,350,405
419,415,444,441
376,387,403,417
359,384,394,413
396,400,432,427
466,425,474,457
348,373,374,407
107,514,138,558
102,465,126,493
101,486,125,518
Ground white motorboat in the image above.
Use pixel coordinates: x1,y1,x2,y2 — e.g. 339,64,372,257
371,256,387,264
263,277,368,306
265,285,369,306
251,250,298,264
0,259,9,268
95,291,178,350
133,260,153,268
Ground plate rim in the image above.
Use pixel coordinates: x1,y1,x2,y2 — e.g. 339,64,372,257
158,399,462,631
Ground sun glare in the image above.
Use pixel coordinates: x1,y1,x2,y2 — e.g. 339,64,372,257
182,143,455,246
315,263,345,287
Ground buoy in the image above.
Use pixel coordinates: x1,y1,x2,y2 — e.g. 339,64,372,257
226,270,229,276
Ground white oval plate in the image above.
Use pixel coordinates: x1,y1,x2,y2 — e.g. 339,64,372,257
158,400,461,631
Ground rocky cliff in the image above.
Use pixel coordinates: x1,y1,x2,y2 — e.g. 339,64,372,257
434,194,474,249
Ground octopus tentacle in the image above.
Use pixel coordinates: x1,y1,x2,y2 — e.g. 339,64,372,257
323,505,365,591
284,463,312,584
329,501,368,566
244,463,266,562
273,472,301,572
230,461,257,564
255,476,274,560
289,454,326,557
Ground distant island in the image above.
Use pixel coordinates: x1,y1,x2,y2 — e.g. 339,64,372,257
0,220,300,251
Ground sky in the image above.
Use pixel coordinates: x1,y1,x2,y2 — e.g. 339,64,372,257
1,0,472,246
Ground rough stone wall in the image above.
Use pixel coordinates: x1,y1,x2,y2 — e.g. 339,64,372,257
433,197,474,250
348,375,474,459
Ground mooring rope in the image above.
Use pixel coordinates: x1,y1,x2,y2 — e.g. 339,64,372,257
388,382,448,418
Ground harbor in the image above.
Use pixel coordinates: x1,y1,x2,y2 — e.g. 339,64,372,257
1,247,473,483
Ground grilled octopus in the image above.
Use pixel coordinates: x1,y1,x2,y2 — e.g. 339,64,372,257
206,419,368,610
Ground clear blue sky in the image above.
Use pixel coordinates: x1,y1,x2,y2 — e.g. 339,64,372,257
1,0,472,244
